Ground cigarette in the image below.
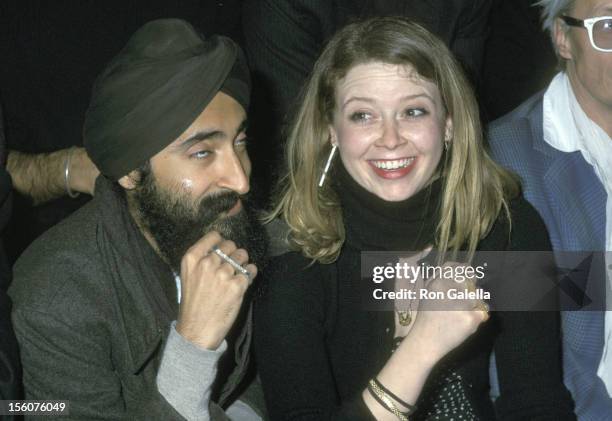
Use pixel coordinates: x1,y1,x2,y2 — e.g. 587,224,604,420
211,246,251,280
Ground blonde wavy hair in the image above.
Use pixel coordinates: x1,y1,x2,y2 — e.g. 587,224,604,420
267,17,519,264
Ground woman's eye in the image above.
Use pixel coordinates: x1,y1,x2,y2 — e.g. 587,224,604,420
404,108,427,117
349,111,372,122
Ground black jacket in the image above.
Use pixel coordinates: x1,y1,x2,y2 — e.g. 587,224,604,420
255,198,576,420
9,176,263,420
0,100,22,407
0,166,21,404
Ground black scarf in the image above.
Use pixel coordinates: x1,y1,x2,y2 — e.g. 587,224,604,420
334,162,442,252
95,177,258,411
332,164,484,420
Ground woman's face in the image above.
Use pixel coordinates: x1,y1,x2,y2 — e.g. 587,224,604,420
329,62,451,201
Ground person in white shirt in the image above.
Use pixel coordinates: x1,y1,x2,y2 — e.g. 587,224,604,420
488,0,612,418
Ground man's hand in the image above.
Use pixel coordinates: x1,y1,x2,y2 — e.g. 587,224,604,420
7,147,99,205
175,231,258,350
69,148,100,196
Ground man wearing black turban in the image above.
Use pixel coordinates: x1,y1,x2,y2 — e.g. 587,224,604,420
9,19,267,420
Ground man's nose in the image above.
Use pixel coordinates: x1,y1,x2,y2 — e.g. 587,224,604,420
217,151,250,195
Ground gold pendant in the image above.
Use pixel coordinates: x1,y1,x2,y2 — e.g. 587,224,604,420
397,309,412,326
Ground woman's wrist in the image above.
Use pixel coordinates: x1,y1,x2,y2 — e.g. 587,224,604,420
370,336,436,417
399,321,446,366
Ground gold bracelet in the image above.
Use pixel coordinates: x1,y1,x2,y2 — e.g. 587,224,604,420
367,379,410,421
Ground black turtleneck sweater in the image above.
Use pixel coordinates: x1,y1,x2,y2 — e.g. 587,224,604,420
254,167,576,420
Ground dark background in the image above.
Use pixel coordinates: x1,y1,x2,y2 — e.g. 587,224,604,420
0,0,245,262
0,0,557,264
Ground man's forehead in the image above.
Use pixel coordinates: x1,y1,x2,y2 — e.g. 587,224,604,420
575,0,612,15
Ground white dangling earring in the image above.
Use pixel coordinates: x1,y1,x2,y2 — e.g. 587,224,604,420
318,144,337,187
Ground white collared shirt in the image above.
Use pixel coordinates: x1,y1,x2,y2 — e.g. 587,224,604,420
543,72,612,394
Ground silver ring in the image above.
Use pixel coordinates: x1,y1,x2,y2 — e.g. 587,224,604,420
211,246,252,280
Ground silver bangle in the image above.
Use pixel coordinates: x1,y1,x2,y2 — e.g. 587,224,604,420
64,147,80,198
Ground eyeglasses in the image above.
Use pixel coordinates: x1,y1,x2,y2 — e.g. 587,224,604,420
561,16,612,52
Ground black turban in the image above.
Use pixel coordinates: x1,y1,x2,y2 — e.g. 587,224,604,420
84,19,250,180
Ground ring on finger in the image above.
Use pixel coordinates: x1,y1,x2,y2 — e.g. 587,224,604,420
473,301,489,313
212,246,252,281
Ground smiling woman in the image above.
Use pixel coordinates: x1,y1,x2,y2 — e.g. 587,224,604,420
269,17,517,265
330,62,449,201
255,16,577,421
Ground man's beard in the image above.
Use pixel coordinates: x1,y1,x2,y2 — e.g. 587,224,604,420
131,166,268,273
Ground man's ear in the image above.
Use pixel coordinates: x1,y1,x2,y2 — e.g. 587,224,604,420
554,17,573,61
117,170,141,190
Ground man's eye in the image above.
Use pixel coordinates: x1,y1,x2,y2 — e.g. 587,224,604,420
235,136,248,148
349,112,372,122
191,150,211,159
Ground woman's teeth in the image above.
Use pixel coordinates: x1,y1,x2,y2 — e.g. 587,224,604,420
371,158,415,170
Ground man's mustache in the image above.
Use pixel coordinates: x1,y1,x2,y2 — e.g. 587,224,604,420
196,190,247,223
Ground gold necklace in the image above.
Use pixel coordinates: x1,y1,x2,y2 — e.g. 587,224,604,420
397,307,412,326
